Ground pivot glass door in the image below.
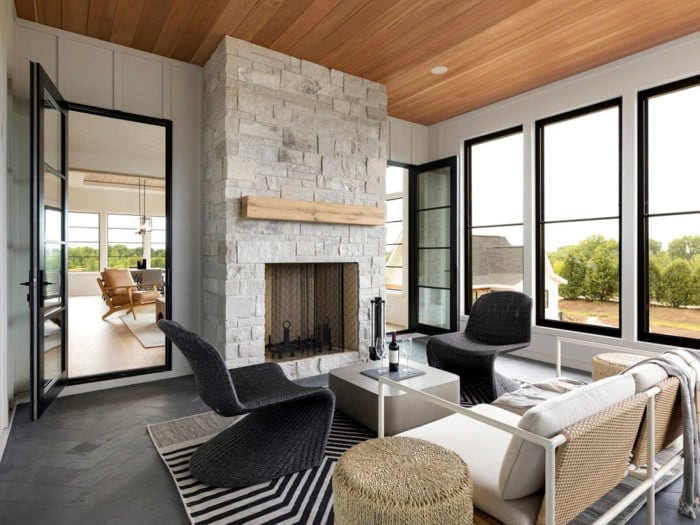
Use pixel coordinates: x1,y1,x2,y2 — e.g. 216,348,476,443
28,62,68,419
410,157,458,334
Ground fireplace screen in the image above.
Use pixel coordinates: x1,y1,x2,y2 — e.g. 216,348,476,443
265,263,358,360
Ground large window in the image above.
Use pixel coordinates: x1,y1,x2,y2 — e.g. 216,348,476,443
465,127,523,312
536,99,622,335
639,75,700,347
107,214,143,268
386,165,406,292
68,212,99,272
150,216,166,268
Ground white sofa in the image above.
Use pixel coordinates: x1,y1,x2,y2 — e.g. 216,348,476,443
378,363,681,524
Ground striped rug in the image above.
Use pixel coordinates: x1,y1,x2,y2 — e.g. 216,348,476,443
148,410,374,524
149,389,680,524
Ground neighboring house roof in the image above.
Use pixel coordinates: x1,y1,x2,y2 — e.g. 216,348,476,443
472,235,566,287
472,236,523,287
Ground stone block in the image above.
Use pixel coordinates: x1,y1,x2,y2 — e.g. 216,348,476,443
332,98,351,115
280,70,302,93
301,60,330,83
279,148,304,165
227,156,255,181
239,136,280,162
249,69,281,91
237,241,296,263
283,128,318,153
239,119,282,140
281,184,314,201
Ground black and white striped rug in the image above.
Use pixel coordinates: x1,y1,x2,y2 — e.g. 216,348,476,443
148,410,375,524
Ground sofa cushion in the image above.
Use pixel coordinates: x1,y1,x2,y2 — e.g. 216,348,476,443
493,377,587,415
623,362,667,392
498,374,635,500
399,405,542,525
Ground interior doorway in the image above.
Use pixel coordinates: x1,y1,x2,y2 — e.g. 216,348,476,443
66,107,171,381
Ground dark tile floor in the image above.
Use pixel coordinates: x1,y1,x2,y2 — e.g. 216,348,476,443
0,355,685,524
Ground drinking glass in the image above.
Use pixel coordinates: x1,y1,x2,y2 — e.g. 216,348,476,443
400,337,413,368
375,337,386,375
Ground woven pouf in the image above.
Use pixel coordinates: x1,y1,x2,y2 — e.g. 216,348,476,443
332,436,472,524
592,352,646,381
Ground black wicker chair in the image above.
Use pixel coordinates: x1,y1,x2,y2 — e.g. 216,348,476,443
426,291,532,402
157,319,335,488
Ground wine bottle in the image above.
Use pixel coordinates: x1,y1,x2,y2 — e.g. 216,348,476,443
389,332,399,372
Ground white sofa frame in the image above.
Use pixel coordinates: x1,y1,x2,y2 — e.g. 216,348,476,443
377,374,669,525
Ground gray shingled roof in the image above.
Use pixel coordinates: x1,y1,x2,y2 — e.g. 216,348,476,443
472,235,523,287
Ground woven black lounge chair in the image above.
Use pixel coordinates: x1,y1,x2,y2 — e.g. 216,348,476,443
426,291,532,403
157,319,335,488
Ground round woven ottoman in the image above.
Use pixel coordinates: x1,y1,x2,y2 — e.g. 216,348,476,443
592,352,646,381
332,436,472,524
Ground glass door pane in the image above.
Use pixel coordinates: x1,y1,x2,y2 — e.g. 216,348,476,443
410,158,457,334
29,62,68,419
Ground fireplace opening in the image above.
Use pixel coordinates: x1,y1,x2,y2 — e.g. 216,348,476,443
265,263,359,362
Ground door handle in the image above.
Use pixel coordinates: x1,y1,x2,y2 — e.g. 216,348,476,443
20,281,30,286
42,281,54,286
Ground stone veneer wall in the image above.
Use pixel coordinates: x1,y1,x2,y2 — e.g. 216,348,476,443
201,37,387,378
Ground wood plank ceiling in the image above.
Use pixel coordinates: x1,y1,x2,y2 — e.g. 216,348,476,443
14,0,700,125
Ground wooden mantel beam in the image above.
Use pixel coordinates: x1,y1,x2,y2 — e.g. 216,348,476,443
240,195,384,226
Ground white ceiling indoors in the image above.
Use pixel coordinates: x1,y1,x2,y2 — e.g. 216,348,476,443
68,110,166,184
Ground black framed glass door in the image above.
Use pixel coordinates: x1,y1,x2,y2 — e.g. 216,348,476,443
28,62,68,419
409,157,458,334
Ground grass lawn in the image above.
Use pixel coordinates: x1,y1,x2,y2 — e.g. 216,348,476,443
559,299,700,339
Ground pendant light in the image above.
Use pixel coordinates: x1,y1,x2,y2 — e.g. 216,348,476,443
136,178,152,235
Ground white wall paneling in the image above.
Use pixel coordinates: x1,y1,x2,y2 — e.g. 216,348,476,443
0,0,14,451
59,38,114,109
121,53,164,118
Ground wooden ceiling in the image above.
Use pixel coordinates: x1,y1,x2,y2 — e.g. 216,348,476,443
14,0,700,125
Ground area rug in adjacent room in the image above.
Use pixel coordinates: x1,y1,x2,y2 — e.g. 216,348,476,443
121,309,164,348
148,410,374,524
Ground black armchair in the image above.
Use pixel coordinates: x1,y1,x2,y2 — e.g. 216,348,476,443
157,320,335,488
427,291,532,402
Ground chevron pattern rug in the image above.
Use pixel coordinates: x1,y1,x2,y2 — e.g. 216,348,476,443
148,410,375,525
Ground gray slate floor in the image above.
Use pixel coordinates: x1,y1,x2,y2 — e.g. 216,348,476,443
0,355,687,524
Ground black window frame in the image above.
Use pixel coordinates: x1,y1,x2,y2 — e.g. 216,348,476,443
638,74,700,349
535,98,623,337
464,125,524,314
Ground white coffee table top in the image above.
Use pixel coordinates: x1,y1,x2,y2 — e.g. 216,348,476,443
328,360,459,397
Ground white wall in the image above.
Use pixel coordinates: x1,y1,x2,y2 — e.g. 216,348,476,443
429,31,700,371
9,20,202,395
0,0,14,457
386,118,430,329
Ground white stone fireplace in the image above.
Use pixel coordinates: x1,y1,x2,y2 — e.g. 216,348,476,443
201,37,387,378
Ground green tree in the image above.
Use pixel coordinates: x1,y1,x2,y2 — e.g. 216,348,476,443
583,246,619,301
648,258,662,301
648,238,663,256
658,259,694,307
559,250,587,299
668,236,700,261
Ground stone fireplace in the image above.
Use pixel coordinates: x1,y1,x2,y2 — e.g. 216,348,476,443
265,263,358,360
201,37,387,378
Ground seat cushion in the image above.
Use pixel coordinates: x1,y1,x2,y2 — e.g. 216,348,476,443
133,290,159,302
109,292,132,306
498,374,635,500
399,405,542,525
102,268,136,291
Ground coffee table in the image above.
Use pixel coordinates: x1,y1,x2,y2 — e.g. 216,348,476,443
328,361,460,435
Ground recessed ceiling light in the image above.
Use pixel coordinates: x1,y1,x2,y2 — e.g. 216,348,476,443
431,66,448,75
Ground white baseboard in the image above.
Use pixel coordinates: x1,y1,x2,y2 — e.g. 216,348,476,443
0,399,18,462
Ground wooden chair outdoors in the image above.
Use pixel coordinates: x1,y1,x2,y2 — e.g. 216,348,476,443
97,268,159,320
